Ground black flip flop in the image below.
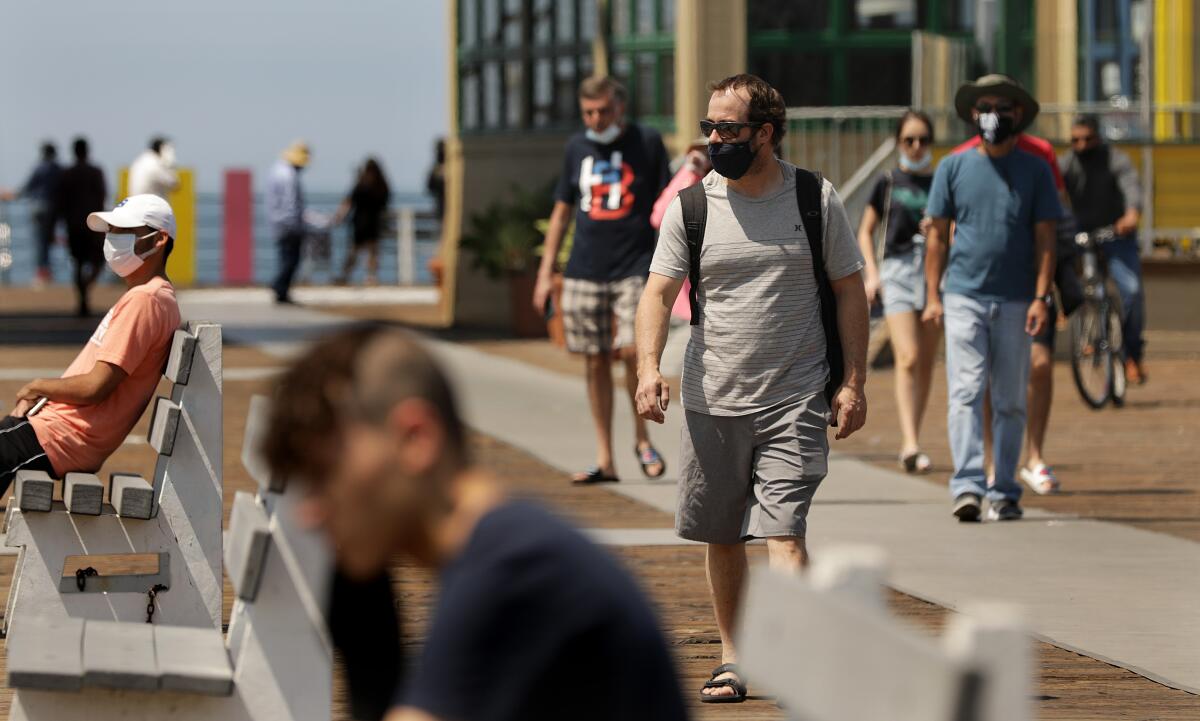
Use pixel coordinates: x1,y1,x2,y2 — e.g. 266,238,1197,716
699,663,747,704
636,445,667,478
571,467,619,485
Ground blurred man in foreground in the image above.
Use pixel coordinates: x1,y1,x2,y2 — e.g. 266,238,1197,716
261,325,688,721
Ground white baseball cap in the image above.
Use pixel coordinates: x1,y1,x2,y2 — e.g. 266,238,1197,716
87,194,177,239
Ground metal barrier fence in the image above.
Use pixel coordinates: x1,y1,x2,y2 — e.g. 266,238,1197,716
785,103,1200,259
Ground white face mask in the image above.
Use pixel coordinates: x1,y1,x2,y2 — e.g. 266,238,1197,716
104,230,160,277
586,123,622,145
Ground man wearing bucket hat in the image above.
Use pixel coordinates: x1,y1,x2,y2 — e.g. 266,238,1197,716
922,74,1060,523
2,194,181,494
268,140,311,304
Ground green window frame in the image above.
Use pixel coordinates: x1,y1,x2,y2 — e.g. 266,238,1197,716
746,0,1028,107
457,0,596,135
609,0,676,133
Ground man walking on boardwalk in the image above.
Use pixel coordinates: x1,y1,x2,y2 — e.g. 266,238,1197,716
635,74,869,703
923,75,1059,523
533,76,671,484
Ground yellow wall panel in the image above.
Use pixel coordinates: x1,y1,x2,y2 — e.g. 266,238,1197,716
115,167,196,286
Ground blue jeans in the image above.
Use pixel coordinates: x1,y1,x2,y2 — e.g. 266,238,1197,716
1105,235,1146,363
943,293,1031,504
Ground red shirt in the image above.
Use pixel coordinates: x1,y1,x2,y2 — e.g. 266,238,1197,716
952,134,1065,190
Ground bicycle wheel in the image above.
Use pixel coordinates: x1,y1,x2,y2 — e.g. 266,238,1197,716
1107,299,1127,407
1071,301,1112,409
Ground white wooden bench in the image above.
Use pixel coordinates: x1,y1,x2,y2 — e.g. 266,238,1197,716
5,391,335,721
737,546,1031,721
3,322,225,635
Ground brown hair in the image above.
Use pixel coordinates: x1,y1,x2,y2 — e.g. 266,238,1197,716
895,109,935,143
708,74,788,147
578,75,628,105
261,324,468,486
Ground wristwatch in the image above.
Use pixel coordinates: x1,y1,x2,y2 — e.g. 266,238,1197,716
1036,293,1053,305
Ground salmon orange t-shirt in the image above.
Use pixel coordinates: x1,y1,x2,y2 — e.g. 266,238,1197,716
30,277,181,475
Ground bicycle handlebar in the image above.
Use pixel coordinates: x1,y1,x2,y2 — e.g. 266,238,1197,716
1075,225,1117,247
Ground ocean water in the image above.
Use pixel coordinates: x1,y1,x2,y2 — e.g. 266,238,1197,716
0,191,439,287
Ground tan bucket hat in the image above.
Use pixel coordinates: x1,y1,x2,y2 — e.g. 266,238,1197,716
954,74,1040,133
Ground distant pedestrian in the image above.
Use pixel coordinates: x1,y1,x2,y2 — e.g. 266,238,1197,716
951,123,1074,497
923,75,1060,522
650,137,711,323
856,110,939,473
267,140,310,304
261,325,690,721
636,74,868,703
55,137,107,316
334,157,391,286
533,76,671,484
128,136,179,199
426,139,446,220
0,142,62,287
1060,113,1148,385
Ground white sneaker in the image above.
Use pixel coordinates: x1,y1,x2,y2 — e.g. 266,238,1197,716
1020,463,1059,495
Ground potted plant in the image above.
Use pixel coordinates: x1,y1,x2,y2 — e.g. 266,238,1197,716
459,182,557,337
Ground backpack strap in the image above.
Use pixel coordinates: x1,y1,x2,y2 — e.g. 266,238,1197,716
678,183,708,326
794,168,845,416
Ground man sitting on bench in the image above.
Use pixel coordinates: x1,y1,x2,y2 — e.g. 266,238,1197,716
2,195,182,494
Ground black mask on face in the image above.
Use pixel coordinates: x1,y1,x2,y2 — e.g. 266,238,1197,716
708,139,759,180
977,112,1017,145
1075,143,1101,160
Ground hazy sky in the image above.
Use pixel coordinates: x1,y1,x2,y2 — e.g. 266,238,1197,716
0,1,449,194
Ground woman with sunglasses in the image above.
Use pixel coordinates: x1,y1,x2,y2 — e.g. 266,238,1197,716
857,110,939,473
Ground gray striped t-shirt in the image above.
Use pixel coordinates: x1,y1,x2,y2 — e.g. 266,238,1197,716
650,161,864,416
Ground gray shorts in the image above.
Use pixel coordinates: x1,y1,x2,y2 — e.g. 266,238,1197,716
881,245,926,315
676,392,831,544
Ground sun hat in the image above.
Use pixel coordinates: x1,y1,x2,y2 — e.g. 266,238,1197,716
954,74,1040,133
86,194,176,238
282,140,311,167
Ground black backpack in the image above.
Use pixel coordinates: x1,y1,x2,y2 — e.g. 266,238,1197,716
677,167,844,415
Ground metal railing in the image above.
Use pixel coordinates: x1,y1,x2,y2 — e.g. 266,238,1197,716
784,103,1200,259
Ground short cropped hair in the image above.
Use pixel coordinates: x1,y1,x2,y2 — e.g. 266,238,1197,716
579,75,628,105
1072,113,1101,133
262,325,468,486
709,74,788,147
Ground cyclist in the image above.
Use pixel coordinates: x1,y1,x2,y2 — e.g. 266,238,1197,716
1059,114,1147,385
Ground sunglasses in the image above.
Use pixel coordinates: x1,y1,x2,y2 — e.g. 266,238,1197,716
974,101,1015,114
901,135,931,147
700,120,764,141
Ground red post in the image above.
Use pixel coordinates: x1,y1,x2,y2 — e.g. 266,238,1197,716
223,169,253,285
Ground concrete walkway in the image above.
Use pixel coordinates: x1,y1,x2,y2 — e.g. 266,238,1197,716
178,290,1200,696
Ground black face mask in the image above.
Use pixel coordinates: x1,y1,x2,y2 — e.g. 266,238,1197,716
977,112,1017,145
708,140,758,180
1075,143,1101,160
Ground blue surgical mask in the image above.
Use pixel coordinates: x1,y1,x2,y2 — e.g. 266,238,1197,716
899,150,932,172
586,124,621,145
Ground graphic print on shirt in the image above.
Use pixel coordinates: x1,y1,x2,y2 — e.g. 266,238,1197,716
578,152,635,221
90,308,115,347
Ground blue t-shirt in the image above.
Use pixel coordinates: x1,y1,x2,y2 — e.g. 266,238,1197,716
554,124,670,281
397,500,688,721
926,147,1060,302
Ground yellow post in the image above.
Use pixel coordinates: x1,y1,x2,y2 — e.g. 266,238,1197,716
116,167,196,285
1154,0,1195,139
